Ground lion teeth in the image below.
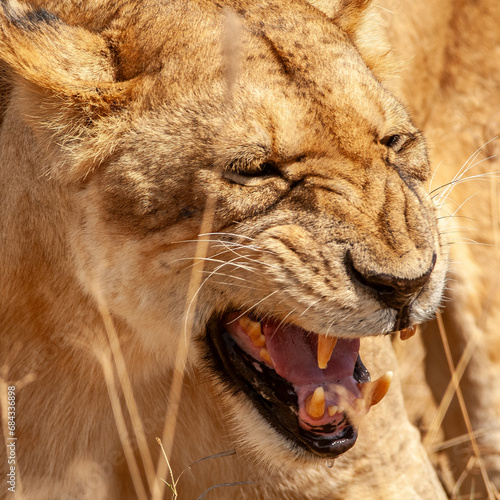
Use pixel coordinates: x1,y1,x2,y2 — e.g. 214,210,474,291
306,387,325,420
239,315,266,347
399,326,417,341
327,405,338,417
317,335,338,369
259,348,273,366
361,371,393,408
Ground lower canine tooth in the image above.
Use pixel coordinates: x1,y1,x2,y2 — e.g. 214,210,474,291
317,335,338,369
361,371,393,408
400,326,417,341
306,387,325,420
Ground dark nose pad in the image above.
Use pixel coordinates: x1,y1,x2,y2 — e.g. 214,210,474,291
349,253,437,310
358,270,431,309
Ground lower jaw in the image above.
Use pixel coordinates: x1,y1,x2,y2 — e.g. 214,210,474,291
205,315,360,458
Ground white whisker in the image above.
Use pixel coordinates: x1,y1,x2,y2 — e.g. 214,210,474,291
300,298,323,318
440,192,479,227
228,290,283,324
433,168,499,208
199,270,250,282
272,309,298,340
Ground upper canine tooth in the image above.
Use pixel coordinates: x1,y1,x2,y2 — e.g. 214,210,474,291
239,315,266,347
306,386,325,420
361,371,393,408
317,335,338,369
399,326,417,341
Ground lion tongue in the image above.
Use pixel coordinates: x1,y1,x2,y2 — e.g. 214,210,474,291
261,319,359,386
261,319,361,430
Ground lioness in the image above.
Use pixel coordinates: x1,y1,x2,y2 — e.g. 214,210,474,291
0,0,498,499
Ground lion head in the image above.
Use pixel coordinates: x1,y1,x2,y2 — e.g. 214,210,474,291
0,0,447,482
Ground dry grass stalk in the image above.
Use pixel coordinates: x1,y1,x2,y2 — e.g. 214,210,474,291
93,282,158,495
434,312,498,499
97,350,149,500
424,335,476,454
152,12,241,499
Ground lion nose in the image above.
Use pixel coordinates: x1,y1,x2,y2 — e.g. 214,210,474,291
349,253,437,310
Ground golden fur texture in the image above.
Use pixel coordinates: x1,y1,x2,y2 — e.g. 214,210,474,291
377,1,500,496
0,0,498,498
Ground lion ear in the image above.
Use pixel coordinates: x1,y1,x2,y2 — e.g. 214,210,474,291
0,2,128,127
0,2,131,178
306,0,373,36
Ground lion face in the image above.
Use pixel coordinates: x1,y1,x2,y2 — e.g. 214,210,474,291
2,0,447,467
63,5,447,463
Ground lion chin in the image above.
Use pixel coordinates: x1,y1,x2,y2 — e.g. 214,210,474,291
1,0,499,499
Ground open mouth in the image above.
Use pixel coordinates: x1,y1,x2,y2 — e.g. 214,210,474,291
206,311,398,458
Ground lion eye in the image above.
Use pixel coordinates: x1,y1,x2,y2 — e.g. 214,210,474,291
380,134,407,153
223,162,281,186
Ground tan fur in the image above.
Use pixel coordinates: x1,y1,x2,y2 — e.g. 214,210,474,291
0,0,498,499
378,1,500,496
